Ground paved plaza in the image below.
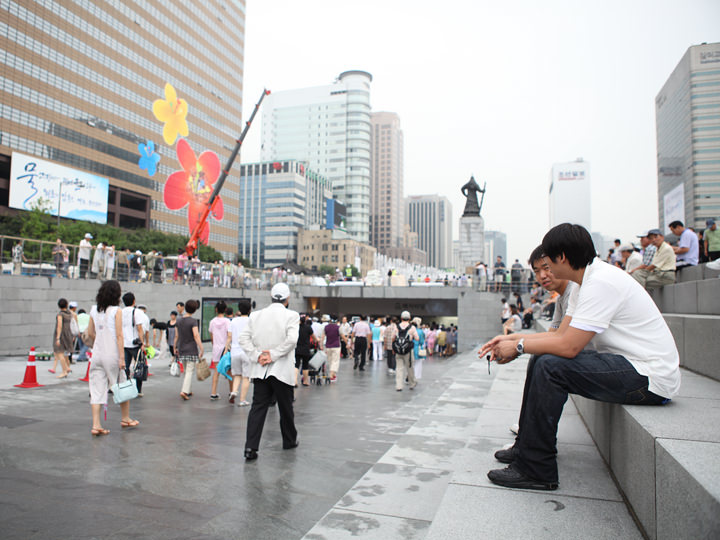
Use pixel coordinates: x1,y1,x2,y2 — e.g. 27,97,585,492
0,341,643,540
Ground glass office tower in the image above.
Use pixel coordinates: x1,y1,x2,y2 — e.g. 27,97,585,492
0,0,245,257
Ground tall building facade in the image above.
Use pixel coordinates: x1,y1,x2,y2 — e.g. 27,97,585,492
0,0,246,257
370,111,404,252
549,158,591,230
405,195,452,268
260,71,372,243
656,42,720,232
238,160,331,268
484,230,507,265
297,228,376,275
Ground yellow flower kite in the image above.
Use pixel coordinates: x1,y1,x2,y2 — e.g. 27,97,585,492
153,83,189,145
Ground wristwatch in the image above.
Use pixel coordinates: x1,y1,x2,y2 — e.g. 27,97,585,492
516,338,525,355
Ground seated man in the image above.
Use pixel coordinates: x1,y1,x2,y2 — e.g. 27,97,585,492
669,220,699,269
480,223,680,491
631,229,676,289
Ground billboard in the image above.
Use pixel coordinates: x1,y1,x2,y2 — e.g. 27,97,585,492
325,198,347,231
549,160,591,231
663,183,685,234
200,297,251,342
9,152,109,224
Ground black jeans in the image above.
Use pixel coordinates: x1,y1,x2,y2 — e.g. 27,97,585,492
385,348,396,370
245,376,297,451
513,351,667,483
124,347,143,393
79,258,89,279
354,337,367,369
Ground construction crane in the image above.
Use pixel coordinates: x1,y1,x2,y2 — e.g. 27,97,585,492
185,88,270,256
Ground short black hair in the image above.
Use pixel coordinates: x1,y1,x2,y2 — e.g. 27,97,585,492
150,318,157,326
170,310,178,316
237,299,251,315
185,299,199,314
542,223,596,270
176,301,184,307
225,307,234,317
501,298,507,303
669,220,684,229
122,292,135,307
528,245,545,268
58,298,68,309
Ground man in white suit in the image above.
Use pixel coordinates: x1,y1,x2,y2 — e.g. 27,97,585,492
239,283,300,460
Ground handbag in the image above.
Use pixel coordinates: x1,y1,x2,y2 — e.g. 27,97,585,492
170,360,181,377
217,351,232,381
196,358,211,381
417,347,427,358
133,350,148,381
309,349,327,370
111,376,138,404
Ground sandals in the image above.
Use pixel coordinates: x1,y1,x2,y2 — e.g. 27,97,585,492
180,392,190,400
120,419,140,428
91,427,110,436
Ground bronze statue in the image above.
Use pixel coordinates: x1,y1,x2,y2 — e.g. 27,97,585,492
461,176,485,217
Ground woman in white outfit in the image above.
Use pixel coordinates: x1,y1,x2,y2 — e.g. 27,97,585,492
86,280,139,436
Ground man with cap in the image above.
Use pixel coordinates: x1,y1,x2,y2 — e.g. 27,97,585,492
239,283,300,460
619,244,642,274
632,229,676,289
78,233,93,279
703,219,720,262
394,311,419,391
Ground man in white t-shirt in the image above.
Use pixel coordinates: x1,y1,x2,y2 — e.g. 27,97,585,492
121,292,147,395
480,224,680,491
78,233,93,279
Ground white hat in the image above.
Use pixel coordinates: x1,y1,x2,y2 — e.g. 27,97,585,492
135,250,142,255
85,233,93,239
68,301,78,308
321,314,330,322
271,283,290,301
401,310,411,320
374,320,380,327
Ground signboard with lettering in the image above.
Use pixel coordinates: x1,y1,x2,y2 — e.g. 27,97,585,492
663,183,685,234
9,152,109,224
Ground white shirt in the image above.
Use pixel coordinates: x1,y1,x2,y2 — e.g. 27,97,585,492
567,259,680,399
624,251,642,274
78,238,91,260
501,303,511,319
90,305,120,362
121,306,145,348
238,303,300,386
230,316,249,356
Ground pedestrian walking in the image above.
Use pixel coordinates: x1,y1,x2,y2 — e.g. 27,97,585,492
322,316,341,382
227,299,252,405
239,283,300,460
295,315,313,386
176,299,204,400
51,298,73,378
371,320,383,362
85,280,139,436
393,311,419,391
412,317,425,380
351,315,371,371
383,316,398,373
209,300,231,400
121,293,148,397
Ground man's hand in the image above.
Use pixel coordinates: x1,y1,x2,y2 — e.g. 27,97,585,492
493,339,520,364
258,350,272,366
478,334,511,358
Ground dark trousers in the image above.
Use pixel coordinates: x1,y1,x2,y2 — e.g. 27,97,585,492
354,337,367,369
513,351,667,483
341,339,348,358
124,347,143,393
79,258,89,279
385,348,396,370
245,376,297,451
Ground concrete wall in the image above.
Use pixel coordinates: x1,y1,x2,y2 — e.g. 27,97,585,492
0,277,502,356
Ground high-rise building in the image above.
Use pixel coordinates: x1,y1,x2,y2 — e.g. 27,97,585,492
656,42,720,232
484,230,507,265
405,195,452,268
370,111,403,252
0,0,246,257
260,71,372,243
238,160,331,268
549,159,591,230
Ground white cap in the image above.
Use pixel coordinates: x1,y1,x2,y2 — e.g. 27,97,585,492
135,250,142,255
401,310,411,320
321,314,330,322
271,283,290,301
85,233,93,239
68,301,78,308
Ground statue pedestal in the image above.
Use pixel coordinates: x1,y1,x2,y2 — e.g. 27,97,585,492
458,215,485,273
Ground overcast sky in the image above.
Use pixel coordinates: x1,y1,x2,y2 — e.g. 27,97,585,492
239,0,720,264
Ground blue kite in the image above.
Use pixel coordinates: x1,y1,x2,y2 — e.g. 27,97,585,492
138,140,161,176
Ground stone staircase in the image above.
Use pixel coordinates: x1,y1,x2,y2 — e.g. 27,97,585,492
572,263,720,540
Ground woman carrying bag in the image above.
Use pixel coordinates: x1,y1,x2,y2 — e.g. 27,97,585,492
86,280,140,436
175,299,204,400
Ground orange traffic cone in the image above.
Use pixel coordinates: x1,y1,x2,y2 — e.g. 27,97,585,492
14,347,44,388
79,351,92,382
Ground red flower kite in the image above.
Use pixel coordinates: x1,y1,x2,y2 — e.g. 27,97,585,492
163,138,224,245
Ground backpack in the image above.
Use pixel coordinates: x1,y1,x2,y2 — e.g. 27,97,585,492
393,325,413,355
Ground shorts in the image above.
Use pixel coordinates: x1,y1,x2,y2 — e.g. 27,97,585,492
295,352,311,370
231,350,250,377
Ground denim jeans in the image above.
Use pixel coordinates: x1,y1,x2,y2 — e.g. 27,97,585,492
513,351,667,483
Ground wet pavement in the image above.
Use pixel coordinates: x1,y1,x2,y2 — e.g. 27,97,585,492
0,349,470,540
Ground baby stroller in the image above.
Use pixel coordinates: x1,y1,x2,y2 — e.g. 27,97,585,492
308,349,330,385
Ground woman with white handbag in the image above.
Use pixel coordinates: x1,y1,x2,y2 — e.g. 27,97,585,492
86,280,140,436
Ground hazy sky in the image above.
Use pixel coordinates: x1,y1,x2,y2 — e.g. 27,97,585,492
240,0,720,264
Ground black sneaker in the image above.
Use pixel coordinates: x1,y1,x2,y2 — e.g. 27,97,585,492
487,464,558,491
210,394,220,401
244,448,258,460
283,440,299,450
494,445,517,464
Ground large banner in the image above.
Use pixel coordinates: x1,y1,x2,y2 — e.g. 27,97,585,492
663,183,685,234
9,152,109,224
